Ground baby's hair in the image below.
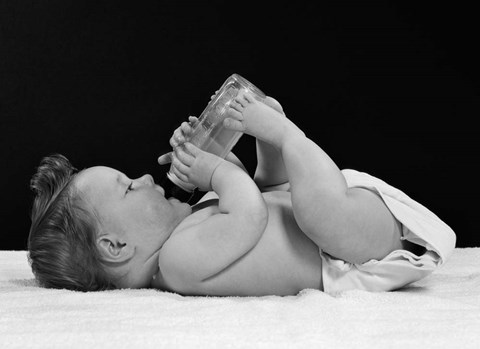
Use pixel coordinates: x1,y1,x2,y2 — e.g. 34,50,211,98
28,154,116,291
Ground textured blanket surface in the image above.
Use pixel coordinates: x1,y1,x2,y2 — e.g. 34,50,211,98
1,249,479,348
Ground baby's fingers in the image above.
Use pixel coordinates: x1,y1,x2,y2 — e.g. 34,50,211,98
188,116,199,126
175,145,195,167
170,130,183,148
171,124,189,147
177,119,198,141
157,152,172,165
183,142,203,157
170,152,190,182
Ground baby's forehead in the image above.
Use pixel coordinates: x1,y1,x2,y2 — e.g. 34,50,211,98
73,166,126,229
76,166,117,183
74,166,119,197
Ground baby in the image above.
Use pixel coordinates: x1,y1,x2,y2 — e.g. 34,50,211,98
28,92,456,295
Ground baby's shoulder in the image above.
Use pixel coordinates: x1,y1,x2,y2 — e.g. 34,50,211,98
169,198,220,237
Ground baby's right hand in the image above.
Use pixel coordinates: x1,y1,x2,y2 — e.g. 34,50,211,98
158,116,199,167
171,142,224,192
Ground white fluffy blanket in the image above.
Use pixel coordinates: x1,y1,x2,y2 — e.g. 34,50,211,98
1,249,479,348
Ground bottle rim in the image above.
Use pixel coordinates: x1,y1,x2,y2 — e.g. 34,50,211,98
230,74,266,99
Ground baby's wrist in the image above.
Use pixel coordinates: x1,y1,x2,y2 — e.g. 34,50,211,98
210,160,243,193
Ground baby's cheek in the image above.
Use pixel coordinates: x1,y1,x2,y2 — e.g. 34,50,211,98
133,196,159,225
144,202,161,223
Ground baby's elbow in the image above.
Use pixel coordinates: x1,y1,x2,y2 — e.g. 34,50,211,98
247,199,269,232
238,204,268,250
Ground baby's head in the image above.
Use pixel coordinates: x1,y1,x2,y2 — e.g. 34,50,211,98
28,154,191,291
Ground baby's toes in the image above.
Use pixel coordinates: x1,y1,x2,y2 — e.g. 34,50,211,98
226,107,243,121
242,92,256,104
229,100,244,113
234,91,253,107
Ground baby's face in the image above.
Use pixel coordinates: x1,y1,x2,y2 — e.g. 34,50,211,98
75,166,192,258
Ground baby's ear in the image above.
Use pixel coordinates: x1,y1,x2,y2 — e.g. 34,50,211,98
97,236,135,263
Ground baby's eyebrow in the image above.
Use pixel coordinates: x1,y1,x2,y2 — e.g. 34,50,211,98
115,174,125,193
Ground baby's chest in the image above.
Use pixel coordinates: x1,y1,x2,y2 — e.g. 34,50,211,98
192,197,322,295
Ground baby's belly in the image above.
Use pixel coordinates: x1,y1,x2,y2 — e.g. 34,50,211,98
193,191,323,296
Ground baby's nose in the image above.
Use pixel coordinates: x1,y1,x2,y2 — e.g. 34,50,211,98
139,174,155,186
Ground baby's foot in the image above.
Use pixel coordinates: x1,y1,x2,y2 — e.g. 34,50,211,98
264,96,284,115
225,92,296,148
262,96,305,138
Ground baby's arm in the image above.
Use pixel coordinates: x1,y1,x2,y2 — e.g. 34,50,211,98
160,143,268,285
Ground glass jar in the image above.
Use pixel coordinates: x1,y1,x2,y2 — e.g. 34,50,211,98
163,74,266,201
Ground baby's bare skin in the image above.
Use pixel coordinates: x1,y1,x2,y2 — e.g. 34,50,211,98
154,191,323,296
154,92,404,296
227,93,404,264
153,96,323,296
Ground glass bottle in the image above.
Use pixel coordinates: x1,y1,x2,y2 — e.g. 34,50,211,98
161,74,266,202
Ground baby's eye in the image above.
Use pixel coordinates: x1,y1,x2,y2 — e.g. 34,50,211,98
126,182,134,194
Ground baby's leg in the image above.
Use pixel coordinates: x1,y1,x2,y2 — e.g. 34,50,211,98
227,93,404,264
281,135,405,264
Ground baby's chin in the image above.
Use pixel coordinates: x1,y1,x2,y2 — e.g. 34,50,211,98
169,198,192,215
